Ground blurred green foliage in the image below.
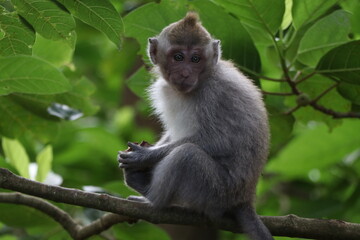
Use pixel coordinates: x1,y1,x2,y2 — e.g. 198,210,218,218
0,0,360,239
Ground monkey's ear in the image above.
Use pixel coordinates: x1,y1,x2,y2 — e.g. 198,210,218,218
212,40,221,65
148,38,158,64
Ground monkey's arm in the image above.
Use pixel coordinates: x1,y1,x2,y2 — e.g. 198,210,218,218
118,140,190,169
155,132,171,146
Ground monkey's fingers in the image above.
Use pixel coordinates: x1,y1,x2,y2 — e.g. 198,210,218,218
119,152,135,161
118,151,132,160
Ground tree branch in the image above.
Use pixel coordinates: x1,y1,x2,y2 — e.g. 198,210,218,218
0,192,135,240
1,168,360,240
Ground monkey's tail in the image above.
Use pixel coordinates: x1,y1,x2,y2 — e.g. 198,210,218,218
235,204,274,240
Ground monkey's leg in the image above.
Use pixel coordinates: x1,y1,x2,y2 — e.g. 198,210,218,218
235,203,274,240
124,168,152,196
145,143,226,216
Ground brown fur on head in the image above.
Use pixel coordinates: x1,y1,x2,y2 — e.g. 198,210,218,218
166,12,211,46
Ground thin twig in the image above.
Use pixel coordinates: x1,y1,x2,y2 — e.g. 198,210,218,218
311,82,340,103
284,105,301,115
309,103,360,119
295,71,316,84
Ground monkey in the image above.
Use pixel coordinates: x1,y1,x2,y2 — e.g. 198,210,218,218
118,12,273,240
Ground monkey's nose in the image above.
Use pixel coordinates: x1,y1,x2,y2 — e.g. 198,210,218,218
181,69,190,78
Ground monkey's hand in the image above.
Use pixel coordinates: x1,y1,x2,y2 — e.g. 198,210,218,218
118,142,155,169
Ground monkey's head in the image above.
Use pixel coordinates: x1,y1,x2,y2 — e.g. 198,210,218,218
148,12,221,93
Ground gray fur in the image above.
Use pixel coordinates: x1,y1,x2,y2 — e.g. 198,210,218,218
145,61,270,210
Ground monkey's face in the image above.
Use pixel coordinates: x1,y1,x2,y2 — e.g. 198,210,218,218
161,46,207,93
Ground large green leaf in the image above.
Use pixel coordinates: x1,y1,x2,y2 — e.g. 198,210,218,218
7,76,98,118
292,0,339,30
54,76,98,116
77,127,124,160
281,0,293,30
267,120,360,178
213,0,285,44
57,0,123,49
0,7,35,56
337,82,360,105
123,1,187,60
191,0,261,73
12,0,75,41
0,96,60,140
316,41,360,85
32,32,76,67
268,108,295,156
36,145,53,182
351,1,360,34
0,55,71,95
127,66,151,97
0,204,56,227
2,137,30,178
298,10,352,67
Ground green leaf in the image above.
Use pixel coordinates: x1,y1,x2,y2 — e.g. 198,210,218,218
281,0,293,30
12,0,75,41
123,1,187,60
340,0,359,13
213,0,285,44
298,10,352,67
0,55,71,95
77,127,123,160
292,0,339,30
55,77,98,116
2,137,30,178
267,120,360,178
191,0,261,74
316,41,360,85
36,145,52,182
0,204,56,227
4,76,97,121
32,32,76,67
0,7,35,56
57,0,124,49
351,1,360,34
268,108,294,156
126,66,151,97
337,82,360,105
0,96,60,141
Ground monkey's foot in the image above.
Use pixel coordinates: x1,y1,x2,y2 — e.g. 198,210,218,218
127,195,149,203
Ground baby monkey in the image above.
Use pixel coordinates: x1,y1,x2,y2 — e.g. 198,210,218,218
118,12,273,240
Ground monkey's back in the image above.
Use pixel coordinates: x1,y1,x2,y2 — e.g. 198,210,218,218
197,60,269,203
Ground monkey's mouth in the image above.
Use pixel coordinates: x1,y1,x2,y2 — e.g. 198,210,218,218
173,80,197,93
169,76,198,93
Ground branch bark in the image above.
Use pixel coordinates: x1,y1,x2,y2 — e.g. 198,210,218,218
1,168,360,240
0,192,134,239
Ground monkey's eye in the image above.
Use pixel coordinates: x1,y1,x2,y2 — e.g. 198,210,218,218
174,54,184,61
191,55,201,63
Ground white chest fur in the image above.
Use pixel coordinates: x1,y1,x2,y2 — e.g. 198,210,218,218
148,78,199,141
